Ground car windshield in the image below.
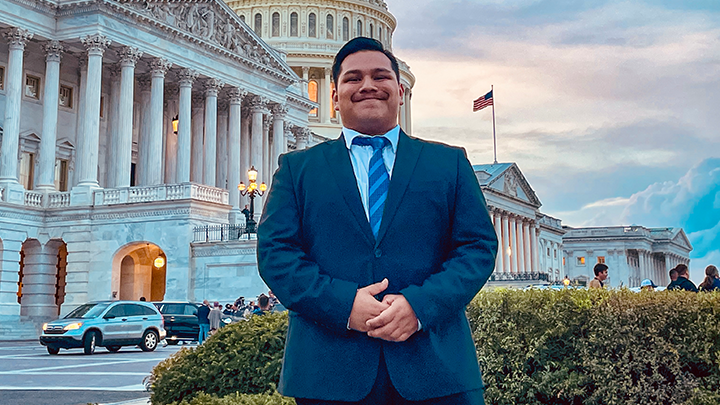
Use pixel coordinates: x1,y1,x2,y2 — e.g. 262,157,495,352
64,302,112,319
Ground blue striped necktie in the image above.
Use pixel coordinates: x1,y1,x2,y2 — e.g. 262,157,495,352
352,136,390,239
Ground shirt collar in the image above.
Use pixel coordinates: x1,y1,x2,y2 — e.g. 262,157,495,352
343,125,400,152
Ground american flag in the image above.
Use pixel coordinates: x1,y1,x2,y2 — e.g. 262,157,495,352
473,90,493,112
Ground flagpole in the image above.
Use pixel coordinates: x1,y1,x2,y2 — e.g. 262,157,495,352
491,85,498,164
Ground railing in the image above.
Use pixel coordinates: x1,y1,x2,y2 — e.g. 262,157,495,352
95,183,229,206
0,186,4,201
193,224,250,242
47,192,71,208
490,272,549,282
24,191,44,207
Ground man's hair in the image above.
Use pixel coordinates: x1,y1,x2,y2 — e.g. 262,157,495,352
669,268,678,277
676,263,689,276
593,263,608,276
258,295,270,308
331,37,400,85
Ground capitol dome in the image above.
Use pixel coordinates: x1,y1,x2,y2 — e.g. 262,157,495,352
224,0,415,139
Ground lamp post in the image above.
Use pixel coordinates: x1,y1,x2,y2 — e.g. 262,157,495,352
238,166,267,234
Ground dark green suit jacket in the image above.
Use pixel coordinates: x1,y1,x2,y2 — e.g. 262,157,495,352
257,131,498,401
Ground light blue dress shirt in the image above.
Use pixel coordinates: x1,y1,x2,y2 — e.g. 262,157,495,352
342,125,400,221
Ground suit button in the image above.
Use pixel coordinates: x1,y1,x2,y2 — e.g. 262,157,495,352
374,249,382,258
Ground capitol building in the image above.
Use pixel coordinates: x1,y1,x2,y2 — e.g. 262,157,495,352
0,0,690,337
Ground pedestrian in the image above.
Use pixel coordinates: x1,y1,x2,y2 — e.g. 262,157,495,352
640,279,657,291
253,294,272,316
563,275,571,287
258,37,498,405
234,296,245,308
699,265,720,292
139,296,146,301
196,300,210,344
589,263,608,288
667,264,698,292
208,302,223,334
669,268,679,283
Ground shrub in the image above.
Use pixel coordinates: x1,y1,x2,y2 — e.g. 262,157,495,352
150,290,720,405
147,312,288,405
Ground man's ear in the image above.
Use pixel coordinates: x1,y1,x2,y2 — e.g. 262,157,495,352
332,85,339,110
398,82,405,106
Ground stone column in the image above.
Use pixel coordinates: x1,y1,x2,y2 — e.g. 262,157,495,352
19,240,64,318
0,236,23,316
271,104,288,184
136,76,152,186
164,86,179,184
176,69,197,184
203,78,224,186
533,225,540,275
36,41,64,191
240,107,251,206
0,28,33,202
302,66,310,96
513,218,523,274
399,86,407,132
493,211,504,274
322,68,332,123
262,115,271,184
216,101,229,189
283,126,292,155
108,47,142,188
638,250,646,282
405,89,412,134
296,127,310,150
104,65,121,187
249,95,268,175
140,58,171,186
501,214,510,273
227,88,246,221
509,216,517,273
72,34,110,204
191,94,205,183
523,220,532,273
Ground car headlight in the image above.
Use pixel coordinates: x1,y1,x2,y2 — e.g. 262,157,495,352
64,322,83,331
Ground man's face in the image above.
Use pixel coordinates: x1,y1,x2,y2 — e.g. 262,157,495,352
598,270,608,281
332,51,404,135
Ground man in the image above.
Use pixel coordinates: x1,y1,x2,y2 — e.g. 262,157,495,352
588,263,608,288
667,264,698,292
669,268,679,283
253,294,272,316
196,300,210,344
258,37,498,405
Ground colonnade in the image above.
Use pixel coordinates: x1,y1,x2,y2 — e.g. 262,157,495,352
630,250,685,286
0,27,311,215
490,208,540,276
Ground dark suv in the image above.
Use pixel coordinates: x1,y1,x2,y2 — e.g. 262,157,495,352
153,302,201,345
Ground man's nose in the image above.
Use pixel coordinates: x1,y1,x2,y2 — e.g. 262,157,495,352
358,75,377,92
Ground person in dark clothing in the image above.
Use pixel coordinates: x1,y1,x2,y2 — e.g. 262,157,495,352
699,265,720,292
253,295,271,316
669,268,678,283
667,264,698,292
223,304,234,315
196,300,211,344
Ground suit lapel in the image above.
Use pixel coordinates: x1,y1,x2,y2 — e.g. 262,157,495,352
375,131,423,247
322,135,375,246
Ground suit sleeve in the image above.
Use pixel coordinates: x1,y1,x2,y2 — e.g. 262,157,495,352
257,153,359,331
400,148,498,330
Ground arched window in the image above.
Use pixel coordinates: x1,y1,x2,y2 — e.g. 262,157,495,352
379,26,382,42
239,15,245,23
254,13,262,36
326,14,334,39
272,12,280,37
357,20,362,38
290,12,298,37
342,17,349,41
369,23,374,39
308,80,318,117
308,13,316,38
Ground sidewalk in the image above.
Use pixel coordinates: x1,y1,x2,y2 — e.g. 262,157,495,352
102,398,150,405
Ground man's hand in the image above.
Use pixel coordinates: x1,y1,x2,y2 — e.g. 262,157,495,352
348,279,390,332
366,294,418,342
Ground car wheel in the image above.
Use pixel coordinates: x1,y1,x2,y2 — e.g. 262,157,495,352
140,330,159,352
83,331,97,355
106,345,122,353
47,346,60,355
166,340,179,346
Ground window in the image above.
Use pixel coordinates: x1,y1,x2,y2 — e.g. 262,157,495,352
379,26,383,42
59,85,73,108
290,12,298,37
272,12,280,37
308,80,318,117
0,66,4,90
547,247,550,256
563,257,566,266
19,152,35,189
25,74,40,99
105,304,128,318
369,23,374,38
100,95,105,118
308,13,316,37
577,257,586,266
326,14,334,39
554,249,557,258
54,159,69,191
185,305,198,316
357,20,362,38
239,15,245,23
598,256,606,264
254,13,262,35
342,17,349,41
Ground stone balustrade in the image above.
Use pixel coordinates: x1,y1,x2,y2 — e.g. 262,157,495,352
24,191,44,207
94,183,229,206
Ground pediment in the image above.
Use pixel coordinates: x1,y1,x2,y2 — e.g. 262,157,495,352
672,229,693,251
112,0,297,82
56,137,75,150
486,164,542,208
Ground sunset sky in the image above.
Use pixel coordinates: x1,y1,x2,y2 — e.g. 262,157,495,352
388,0,720,282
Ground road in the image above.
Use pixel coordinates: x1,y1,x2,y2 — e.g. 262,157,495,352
0,340,187,405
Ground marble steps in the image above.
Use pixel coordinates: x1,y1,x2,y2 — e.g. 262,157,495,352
0,316,42,341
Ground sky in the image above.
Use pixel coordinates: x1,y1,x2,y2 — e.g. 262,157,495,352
387,0,720,283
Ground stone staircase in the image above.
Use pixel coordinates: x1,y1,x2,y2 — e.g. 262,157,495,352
0,316,42,341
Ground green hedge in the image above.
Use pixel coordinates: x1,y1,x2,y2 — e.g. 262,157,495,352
169,392,295,405
149,290,720,405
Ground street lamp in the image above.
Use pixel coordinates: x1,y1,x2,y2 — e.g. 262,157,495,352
238,166,267,234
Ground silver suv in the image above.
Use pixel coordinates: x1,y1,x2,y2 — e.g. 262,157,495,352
39,301,167,355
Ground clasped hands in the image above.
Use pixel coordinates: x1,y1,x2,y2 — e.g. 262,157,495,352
348,278,418,342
